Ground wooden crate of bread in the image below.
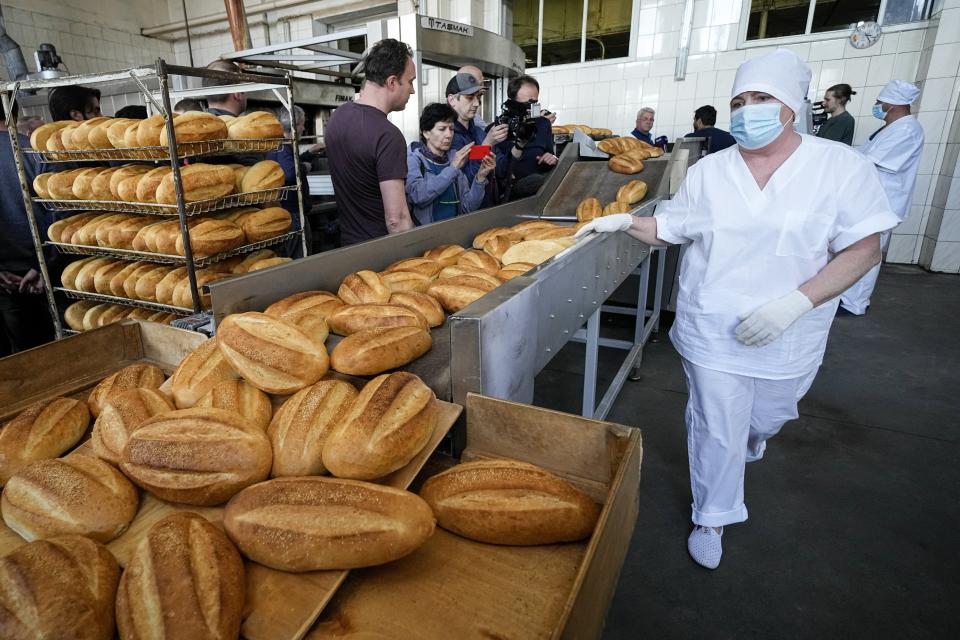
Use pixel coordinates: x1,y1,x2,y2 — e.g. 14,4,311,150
0,320,462,640
308,393,642,639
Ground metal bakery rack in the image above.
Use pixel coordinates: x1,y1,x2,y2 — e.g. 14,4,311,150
1,59,308,338
208,140,703,432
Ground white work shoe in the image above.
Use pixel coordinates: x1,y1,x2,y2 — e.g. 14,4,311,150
687,526,723,569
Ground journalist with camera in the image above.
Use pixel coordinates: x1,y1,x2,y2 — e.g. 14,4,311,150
494,75,558,200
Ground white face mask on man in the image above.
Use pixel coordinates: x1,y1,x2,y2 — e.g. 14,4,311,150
729,103,784,150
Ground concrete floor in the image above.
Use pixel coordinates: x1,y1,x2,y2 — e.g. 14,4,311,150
533,265,960,639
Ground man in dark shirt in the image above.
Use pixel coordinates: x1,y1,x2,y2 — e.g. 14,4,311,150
446,72,508,206
495,75,557,200
326,38,415,245
630,107,655,144
0,101,54,354
684,105,736,154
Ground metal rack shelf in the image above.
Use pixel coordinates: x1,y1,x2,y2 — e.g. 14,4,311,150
35,186,296,216
26,138,286,163
46,231,300,266
55,288,194,315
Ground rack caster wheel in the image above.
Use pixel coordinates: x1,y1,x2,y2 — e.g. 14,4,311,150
628,367,641,381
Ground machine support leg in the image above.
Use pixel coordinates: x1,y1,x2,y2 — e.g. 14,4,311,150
581,306,601,418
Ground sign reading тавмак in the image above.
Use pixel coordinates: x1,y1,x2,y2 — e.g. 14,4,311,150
420,16,474,37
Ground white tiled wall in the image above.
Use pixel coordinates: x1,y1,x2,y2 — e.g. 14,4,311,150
0,0,173,79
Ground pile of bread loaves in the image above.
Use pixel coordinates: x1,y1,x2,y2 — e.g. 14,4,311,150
33,159,285,205
48,206,292,255
28,110,283,160
596,136,665,175
60,249,291,316
575,179,648,222
63,301,179,332
0,335,600,638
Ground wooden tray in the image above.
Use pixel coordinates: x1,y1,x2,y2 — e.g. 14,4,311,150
308,393,642,639
0,321,463,640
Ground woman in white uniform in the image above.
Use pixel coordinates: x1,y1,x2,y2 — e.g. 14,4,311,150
839,80,925,315
576,49,900,569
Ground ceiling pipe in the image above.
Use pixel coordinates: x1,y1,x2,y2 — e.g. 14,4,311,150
224,0,253,51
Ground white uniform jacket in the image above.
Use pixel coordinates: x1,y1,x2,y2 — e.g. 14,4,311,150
858,115,925,221
655,134,900,379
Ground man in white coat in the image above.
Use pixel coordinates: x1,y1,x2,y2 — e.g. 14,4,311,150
576,49,900,569
839,80,925,315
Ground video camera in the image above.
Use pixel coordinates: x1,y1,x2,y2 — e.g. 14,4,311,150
492,99,548,144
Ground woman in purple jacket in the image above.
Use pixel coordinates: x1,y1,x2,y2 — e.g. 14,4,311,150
406,103,495,225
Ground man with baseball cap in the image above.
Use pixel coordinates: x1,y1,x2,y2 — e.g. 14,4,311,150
446,72,508,206
840,79,925,315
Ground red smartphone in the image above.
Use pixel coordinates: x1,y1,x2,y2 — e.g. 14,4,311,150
469,145,491,160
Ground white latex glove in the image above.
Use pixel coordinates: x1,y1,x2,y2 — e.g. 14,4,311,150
735,290,814,347
574,213,633,238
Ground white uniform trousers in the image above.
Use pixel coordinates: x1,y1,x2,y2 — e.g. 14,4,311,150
681,358,819,527
839,229,892,315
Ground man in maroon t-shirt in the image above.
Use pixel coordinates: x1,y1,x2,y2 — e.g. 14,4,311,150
327,39,416,245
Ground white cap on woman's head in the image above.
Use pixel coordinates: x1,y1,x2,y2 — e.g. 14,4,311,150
731,48,812,118
877,79,920,105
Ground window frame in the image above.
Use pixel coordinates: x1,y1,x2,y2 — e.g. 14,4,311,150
523,0,641,69
736,0,931,49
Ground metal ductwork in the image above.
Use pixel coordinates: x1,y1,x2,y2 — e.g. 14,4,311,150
0,5,28,81
224,0,253,52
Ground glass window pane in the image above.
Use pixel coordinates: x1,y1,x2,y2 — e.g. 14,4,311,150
746,0,811,40
883,0,934,25
811,0,881,34
541,0,585,66
512,0,540,68
585,0,633,62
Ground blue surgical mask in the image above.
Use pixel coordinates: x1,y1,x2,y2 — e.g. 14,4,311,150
730,103,784,150
872,104,886,120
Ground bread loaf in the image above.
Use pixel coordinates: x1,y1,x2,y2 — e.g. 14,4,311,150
122,262,161,299
115,512,244,640
64,213,110,245
159,111,227,146
109,164,151,199
94,305,133,328
419,459,601,545
457,249,500,275
53,213,97,244
71,257,112,291
70,167,107,200
603,201,631,215
524,225,575,241
29,120,71,151
170,337,240,408
46,168,85,199
135,114,167,149
120,407,272,505
196,379,272,431
156,163,235,204
223,476,435,571
1,454,139,543
217,312,329,394
596,136,644,155
171,269,232,309
482,235,514,260
426,275,498,313
501,239,571,266
239,159,284,192
383,257,443,278
576,197,602,222
327,303,427,336
91,387,174,465
87,362,166,417
338,270,391,305
32,172,53,199
106,216,151,249
423,243,466,267
497,262,536,281
135,265,171,301
134,166,172,203
105,118,137,148
228,248,273,273
263,290,342,336
472,226,521,249
436,264,478,280
380,269,432,294
46,123,80,158
323,372,438,480
0,398,90,485
616,179,648,204
122,121,141,150
227,111,283,139
389,292,445,327
0,535,119,640
67,117,111,150
238,206,291,242
92,260,128,294
510,219,557,238
81,304,113,331
65,300,97,331
329,326,431,376
174,218,244,257
608,147,649,174
268,380,358,477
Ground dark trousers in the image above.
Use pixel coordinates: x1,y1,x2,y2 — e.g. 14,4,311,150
0,292,55,357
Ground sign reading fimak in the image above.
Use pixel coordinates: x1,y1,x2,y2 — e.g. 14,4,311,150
420,16,474,37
